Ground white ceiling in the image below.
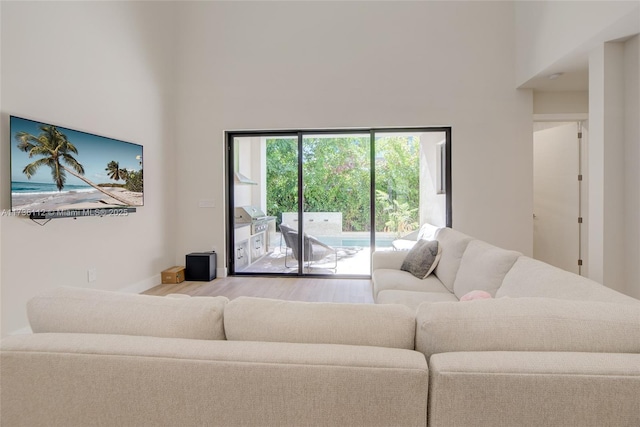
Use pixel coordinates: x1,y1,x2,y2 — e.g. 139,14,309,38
522,68,589,92
518,47,591,92
520,30,638,92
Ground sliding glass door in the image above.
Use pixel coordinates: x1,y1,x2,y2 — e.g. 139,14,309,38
298,133,371,275
374,130,450,247
227,127,451,277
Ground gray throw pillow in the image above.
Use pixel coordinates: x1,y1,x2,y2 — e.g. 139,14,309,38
400,239,442,279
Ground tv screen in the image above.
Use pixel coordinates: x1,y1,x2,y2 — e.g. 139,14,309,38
10,116,143,216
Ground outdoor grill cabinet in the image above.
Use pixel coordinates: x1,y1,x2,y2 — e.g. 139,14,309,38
185,252,216,281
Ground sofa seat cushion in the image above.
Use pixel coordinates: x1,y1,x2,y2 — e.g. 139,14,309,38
498,256,640,304
373,269,450,298
453,240,521,298
377,290,458,311
415,297,640,359
433,227,473,292
224,297,416,349
27,286,228,340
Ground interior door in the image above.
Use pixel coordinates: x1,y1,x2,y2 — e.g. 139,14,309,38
533,122,580,274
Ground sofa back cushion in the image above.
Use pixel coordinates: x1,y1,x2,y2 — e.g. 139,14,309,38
453,240,521,299
28,286,228,340
224,297,416,349
433,227,473,292
415,297,640,359
498,256,640,304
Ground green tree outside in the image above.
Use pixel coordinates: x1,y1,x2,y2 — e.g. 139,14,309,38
375,136,420,235
266,136,419,235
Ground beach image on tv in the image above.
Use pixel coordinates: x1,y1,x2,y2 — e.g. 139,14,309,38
10,116,143,213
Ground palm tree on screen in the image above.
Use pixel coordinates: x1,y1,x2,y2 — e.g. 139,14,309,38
105,160,128,181
16,125,130,205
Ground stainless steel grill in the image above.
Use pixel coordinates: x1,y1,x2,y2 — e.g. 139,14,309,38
234,206,276,269
235,206,272,234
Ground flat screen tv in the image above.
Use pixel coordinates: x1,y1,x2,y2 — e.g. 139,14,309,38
10,116,143,218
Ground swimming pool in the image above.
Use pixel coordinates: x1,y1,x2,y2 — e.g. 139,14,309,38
317,236,394,248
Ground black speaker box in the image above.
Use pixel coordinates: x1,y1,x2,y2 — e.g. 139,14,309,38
185,252,217,281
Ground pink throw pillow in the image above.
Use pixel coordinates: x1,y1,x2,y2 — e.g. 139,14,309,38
460,290,492,301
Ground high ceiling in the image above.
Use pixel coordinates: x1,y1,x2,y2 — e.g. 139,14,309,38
521,68,589,92
518,17,638,93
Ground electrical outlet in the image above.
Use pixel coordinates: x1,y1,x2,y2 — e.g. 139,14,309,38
87,268,97,283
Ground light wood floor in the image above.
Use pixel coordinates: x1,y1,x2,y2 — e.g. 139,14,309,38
143,276,375,304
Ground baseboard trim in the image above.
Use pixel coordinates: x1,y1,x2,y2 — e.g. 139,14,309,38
119,274,161,294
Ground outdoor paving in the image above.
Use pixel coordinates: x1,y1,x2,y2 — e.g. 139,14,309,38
238,232,398,275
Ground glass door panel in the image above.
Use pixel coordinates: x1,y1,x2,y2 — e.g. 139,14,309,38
266,137,300,273
374,131,448,250
232,135,299,274
301,133,371,275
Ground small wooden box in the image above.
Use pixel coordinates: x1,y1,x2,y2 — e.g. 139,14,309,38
161,266,185,284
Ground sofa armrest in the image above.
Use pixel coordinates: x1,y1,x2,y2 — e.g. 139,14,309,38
428,351,640,427
371,250,408,271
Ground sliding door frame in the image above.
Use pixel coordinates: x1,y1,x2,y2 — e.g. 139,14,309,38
225,127,452,278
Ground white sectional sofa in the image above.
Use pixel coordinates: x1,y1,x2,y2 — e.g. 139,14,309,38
372,225,640,426
373,225,638,310
2,227,639,426
1,287,428,427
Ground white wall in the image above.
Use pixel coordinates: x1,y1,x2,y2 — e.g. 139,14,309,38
517,1,640,298
623,35,640,298
588,39,640,298
533,91,588,115
420,132,447,228
233,137,257,208
0,1,178,335
598,42,625,292
174,1,533,270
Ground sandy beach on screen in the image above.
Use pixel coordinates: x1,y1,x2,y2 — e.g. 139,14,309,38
12,187,143,212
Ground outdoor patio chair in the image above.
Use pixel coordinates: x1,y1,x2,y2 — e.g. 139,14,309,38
280,224,338,270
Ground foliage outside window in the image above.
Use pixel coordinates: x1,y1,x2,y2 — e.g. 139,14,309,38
266,136,419,235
